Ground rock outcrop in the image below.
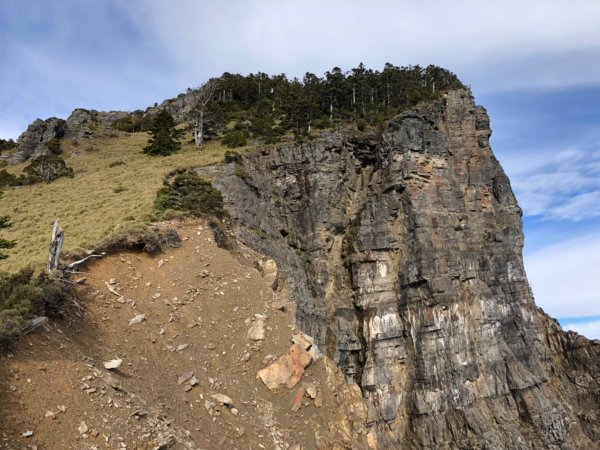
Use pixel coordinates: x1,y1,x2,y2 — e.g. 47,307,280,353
202,90,600,448
10,117,65,163
11,109,127,164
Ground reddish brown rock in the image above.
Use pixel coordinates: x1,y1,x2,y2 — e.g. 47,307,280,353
257,343,312,390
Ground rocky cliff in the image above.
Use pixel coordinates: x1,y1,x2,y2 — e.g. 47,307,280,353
201,90,600,449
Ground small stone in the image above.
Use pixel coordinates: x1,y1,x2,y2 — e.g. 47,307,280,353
314,393,323,408
103,359,122,370
236,427,246,437
291,387,305,412
204,400,215,416
306,384,317,399
176,344,189,352
22,431,34,437
78,421,88,434
129,314,145,326
45,411,56,419
247,320,265,341
57,405,67,412
152,292,161,299
211,393,234,407
177,371,194,385
108,278,117,285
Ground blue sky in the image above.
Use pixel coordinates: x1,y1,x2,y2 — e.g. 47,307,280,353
1,0,599,337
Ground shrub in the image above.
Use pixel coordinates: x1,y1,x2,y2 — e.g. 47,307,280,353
0,169,20,188
312,116,330,130
0,215,16,260
155,171,226,219
223,150,242,164
234,167,251,183
87,224,181,256
0,268,73,353
47,137,61,155
22,155,74,184
222,130,247,148
356,118,368,132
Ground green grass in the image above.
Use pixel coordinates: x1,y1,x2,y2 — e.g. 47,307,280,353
0,131,249,272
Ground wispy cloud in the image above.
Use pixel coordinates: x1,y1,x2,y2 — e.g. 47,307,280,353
525,232,600,318
511,146,600,221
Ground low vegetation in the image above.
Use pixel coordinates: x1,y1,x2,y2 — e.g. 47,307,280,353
0,216,16,260
0,131,246,272
0,155,74,187
0,268,73,353
155,170,226,219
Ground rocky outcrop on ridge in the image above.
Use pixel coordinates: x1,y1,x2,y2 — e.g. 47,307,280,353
201,90,600,448
10,109,127,164
10,117,65,164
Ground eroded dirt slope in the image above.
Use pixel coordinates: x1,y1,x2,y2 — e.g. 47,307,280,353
0,221,368,450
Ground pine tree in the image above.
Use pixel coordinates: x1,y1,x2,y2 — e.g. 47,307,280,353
143,110,181,156
0,215,16,260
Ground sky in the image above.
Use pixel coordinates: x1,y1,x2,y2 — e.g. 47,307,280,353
1,0,599,338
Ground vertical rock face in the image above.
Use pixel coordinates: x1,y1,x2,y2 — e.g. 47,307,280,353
203,90,600,449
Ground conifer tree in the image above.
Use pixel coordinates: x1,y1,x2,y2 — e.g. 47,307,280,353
143,110,181,156
0,215,16,260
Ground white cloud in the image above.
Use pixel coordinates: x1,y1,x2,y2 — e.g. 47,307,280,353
117,0,600,92
525,233,600,318
510,145,600,221
561,320,600,340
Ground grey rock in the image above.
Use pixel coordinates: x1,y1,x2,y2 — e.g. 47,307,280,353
202,90,600,449
11,109,128,164
11,118,65,163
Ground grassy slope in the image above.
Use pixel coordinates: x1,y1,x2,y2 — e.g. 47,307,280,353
0,131,240,272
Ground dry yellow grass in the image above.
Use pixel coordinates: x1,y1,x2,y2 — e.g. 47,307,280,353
0,131,244,272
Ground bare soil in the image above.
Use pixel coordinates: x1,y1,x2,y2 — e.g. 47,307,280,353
0,220,367,450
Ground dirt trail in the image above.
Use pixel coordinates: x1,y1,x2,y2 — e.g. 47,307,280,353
0,220,368,450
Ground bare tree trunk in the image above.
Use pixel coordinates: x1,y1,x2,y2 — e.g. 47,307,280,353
198,110,204,147
48,220,64,272
329,100,333,122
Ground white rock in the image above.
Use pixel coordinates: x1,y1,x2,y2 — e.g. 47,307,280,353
211,393,234,406
103,359,122,370
129,314,145,326
22,431,34,437
78,421,88,434
247,320,265,341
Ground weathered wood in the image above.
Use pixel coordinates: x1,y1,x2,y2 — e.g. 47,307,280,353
66,254,103,269
48,220,64,272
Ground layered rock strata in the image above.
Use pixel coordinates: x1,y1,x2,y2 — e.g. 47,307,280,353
202,90,600,449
